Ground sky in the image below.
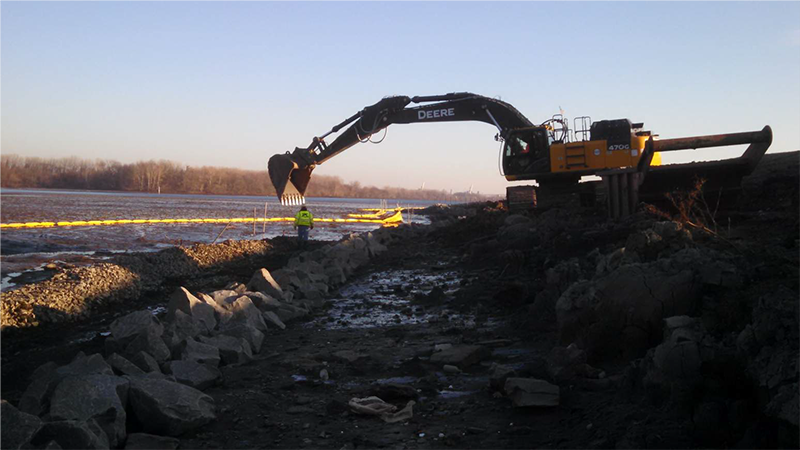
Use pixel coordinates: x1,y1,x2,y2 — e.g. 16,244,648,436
2,1,799,195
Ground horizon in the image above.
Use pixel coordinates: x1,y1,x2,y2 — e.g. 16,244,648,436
2,2,799,195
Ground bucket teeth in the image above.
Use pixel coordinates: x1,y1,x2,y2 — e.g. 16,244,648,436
280,194,305,206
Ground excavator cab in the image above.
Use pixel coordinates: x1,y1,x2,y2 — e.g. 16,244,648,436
502,127,553,178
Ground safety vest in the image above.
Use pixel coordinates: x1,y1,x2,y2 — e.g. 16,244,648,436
295,210,313,227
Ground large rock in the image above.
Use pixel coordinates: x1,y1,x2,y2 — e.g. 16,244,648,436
207,290,238,305
429,345,491,368
18,353,114,417
49,374,129,448
247,268,284,300
178,337,221,368
556,256,701,361
127,377,215,436
504,378,560,407
198,335,253,365
218,324,265,354
124,433,180,449
167,287,217,333
245,291,283,312
28,419,109,450
123,328,171,363
106,353,145,377
1,400,42,449
489,363,517,391
162,360,221,391
765,382,799,426
130,351,162,373
196,292,233,322
217,296,268,332
262,311,286,330
109,311,163,348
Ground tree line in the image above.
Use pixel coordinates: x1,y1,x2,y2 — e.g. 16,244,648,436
0,154,494,202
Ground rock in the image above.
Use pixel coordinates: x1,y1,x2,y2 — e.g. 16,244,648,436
167,309,202,342
207,290,238,305
765,382,799,426
49,374,129,447
546,344,602,382
195,292,233,323
109,311,164,348
429,345,491,368
324,266,347,286
218,324,264,354
489,363,517,391
178,337,221,368
556,257,701,361
18,354,114,417
504,378,559,407
123,328,171,363
127,376,215,436
224,281,247,294
28,419,109,450
1,399,42,449
167,287,217,333
106,353,145,377
245,291,283,312
198,335,253,365
124,433,180,449
443,365,461,374
218,296,269,332
130,351,162,373
434,343,453,352
162,360,221,391
262,311,286,330
274,305,308,323
247,268,284,300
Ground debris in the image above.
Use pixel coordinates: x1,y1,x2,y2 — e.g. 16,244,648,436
348,396,416,423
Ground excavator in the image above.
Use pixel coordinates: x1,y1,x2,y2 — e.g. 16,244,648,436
267,92,772,216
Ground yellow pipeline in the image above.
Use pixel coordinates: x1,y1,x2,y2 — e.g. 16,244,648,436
1,212,403,229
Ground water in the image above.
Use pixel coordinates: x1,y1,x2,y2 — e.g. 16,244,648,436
310,268,465,330
0,188,444,290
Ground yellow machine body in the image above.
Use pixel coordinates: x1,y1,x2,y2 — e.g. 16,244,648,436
549,135,661,174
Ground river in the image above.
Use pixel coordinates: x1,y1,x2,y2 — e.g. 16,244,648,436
0,188,443,291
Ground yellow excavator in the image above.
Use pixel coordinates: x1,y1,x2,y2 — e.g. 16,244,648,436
267,92,772,215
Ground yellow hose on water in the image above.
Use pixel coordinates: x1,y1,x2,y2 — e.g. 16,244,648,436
1,211,404,229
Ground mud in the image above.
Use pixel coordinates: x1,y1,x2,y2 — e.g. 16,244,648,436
1,152,798,449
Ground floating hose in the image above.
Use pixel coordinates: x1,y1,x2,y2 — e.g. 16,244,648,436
0,213,404,229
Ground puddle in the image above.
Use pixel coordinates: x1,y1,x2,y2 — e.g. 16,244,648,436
438,390,477,399
375,376,418,385
308,268,470,330
147,305,167,315
291,374,308,382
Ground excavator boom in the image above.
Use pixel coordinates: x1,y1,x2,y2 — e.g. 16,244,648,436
267,93,533,205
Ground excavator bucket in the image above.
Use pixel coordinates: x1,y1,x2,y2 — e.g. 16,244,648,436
268,154,314,206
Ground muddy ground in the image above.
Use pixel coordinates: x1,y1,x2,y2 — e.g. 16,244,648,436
2,152,798,449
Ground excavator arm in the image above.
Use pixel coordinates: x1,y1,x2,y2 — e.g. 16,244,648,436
268,92,535,205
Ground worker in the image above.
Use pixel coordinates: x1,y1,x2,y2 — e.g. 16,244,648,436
294,205,314,248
